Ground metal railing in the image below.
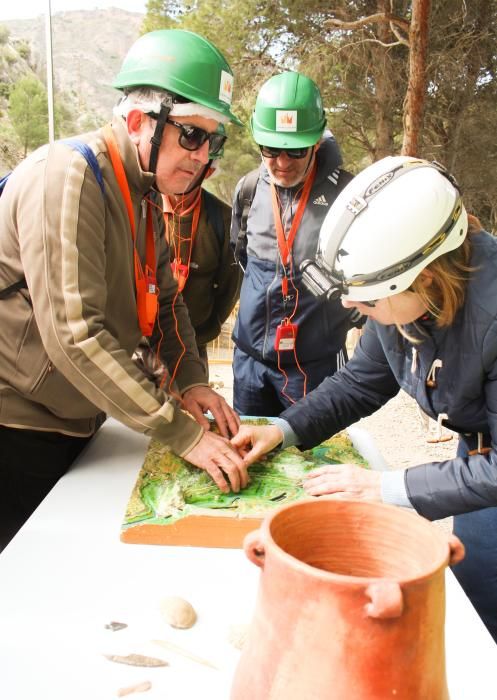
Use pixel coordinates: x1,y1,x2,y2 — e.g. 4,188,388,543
207,304,238,363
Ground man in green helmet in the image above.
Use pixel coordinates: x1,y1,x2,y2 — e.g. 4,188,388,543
0,29,247,551
231,71,361,417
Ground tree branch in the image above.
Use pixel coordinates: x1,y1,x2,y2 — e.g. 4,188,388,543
324,12,410,33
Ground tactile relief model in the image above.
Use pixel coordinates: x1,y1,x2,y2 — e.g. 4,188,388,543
121,419,367,547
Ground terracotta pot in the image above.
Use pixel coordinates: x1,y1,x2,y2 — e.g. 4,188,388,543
231,499,464,700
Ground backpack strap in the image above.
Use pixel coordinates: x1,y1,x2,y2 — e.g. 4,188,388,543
202,189,226,247
62,139,105,196
0,139,104,300
0,172,11,197
234,168,260,267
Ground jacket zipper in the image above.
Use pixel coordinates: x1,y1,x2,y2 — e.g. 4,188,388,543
262,272,279,360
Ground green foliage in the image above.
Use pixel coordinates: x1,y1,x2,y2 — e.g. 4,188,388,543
0,24,9,46
141,1,497,229
16,41,30,62
0,82,10,99
0,118,23,173
54,98,77,139
8,76,48,157
4,49,17,65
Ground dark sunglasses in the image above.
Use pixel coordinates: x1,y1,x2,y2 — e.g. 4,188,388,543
259,145,310,159
151,116,227,156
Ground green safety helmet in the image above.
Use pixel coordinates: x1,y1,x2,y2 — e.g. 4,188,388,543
113,29,242,126
251,71,326,148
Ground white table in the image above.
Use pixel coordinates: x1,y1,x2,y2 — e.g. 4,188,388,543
0,419,495,700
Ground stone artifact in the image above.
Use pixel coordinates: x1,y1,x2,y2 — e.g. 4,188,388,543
231,499,464,700
160,596,197,629
117,680,152,696
227,623,250,651
104,621,128,632
104,654,168,668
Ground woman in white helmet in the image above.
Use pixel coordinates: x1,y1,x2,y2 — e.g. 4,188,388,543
232,155,497,642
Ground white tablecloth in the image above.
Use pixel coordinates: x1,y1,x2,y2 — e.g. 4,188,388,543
0,419,495,699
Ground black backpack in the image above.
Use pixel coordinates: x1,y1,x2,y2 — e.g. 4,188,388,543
233,168,260,269
0,140,104,300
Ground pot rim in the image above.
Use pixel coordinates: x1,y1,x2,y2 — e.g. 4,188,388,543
261,497,450,587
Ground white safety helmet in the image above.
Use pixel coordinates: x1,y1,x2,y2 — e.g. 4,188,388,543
301,156,468,303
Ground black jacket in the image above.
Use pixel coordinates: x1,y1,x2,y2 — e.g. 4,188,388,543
281,231,497,520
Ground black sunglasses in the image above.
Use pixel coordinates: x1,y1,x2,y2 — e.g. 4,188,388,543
150,116,227,156
259,145,310,159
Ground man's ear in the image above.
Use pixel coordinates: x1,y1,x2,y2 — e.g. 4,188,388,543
126,109,146,143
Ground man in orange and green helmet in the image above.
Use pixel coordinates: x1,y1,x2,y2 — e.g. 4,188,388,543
230,71,361,417
0,29,246,551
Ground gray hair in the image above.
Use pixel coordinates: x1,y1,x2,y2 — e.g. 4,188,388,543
113,87,169,118
113,86,229,123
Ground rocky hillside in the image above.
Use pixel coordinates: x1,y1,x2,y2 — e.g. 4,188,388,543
3,8,144,119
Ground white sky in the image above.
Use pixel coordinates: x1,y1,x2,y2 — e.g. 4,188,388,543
0,1,146,21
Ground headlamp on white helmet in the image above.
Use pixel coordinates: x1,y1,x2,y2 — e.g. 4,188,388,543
301,156,468,304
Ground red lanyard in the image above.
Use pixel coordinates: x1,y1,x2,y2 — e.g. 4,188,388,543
103,123,158,337
270,160,317,296
164,190,202,293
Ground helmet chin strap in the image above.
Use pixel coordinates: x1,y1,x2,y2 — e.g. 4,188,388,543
148,94,174,174
301,147,316,179
174,161,212,196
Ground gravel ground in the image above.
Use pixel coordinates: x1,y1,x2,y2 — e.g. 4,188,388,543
209,360,456,533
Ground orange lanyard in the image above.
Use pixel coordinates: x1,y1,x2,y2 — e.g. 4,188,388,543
270,160,317,285
164,191,202,293
102,123,158,337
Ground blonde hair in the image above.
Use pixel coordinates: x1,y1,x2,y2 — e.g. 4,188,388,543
396,214,481,339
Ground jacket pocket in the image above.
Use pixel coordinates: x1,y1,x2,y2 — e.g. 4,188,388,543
30,359,53,394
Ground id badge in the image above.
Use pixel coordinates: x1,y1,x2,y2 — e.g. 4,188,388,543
274,322,298,351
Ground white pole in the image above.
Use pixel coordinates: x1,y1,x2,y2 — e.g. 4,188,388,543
45,0,55,142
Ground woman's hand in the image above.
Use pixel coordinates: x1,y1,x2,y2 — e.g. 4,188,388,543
303,464,382,501
183,431,249,493
231,424,283,466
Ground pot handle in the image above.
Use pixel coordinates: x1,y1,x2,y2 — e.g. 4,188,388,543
448,535,465,566
365,580,404,619
243,530,265,569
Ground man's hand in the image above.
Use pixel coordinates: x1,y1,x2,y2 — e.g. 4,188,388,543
181,386,240,438
303,464,382,501
231,424,283,466
183,431,249,493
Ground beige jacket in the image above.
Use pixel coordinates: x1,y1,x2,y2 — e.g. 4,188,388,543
0,118,206,455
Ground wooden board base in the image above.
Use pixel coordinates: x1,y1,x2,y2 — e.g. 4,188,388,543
121,513,262,548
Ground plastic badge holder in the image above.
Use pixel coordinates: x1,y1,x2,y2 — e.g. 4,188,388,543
274,322,298,351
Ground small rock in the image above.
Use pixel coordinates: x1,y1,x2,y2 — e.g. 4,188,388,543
160,596,197,629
